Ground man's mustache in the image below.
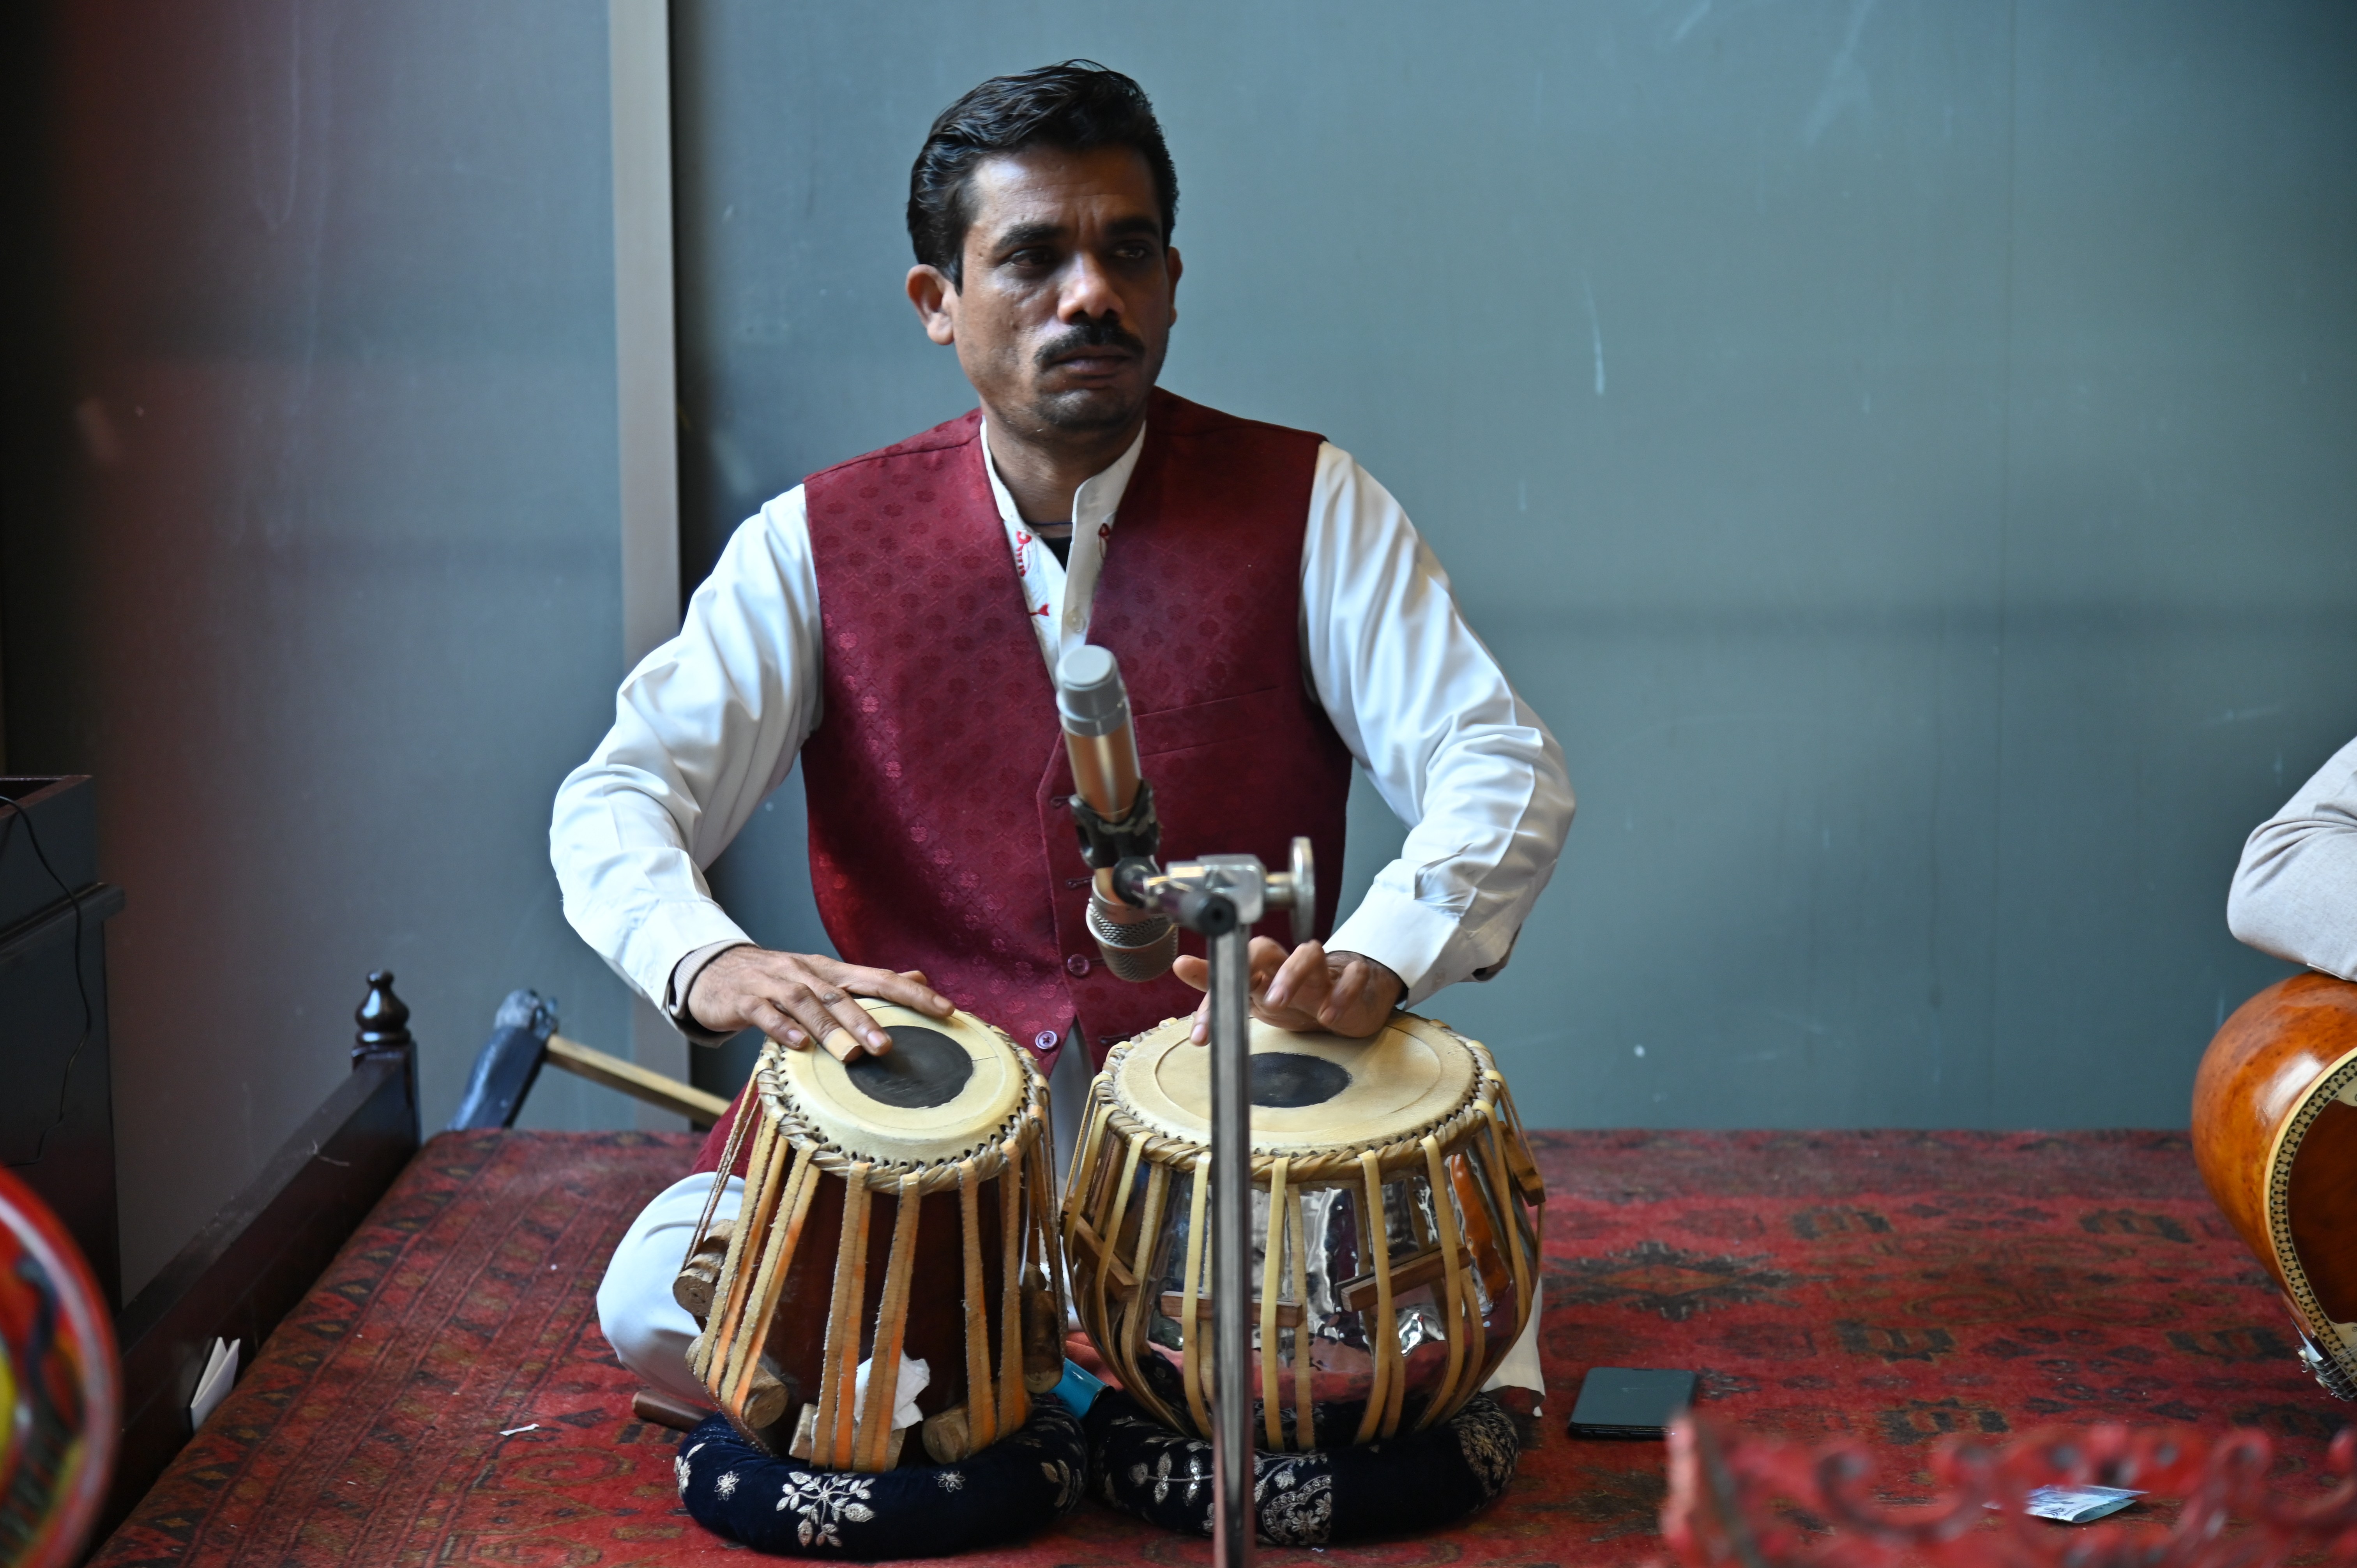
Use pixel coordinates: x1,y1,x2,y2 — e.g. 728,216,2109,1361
1035,316,1146,368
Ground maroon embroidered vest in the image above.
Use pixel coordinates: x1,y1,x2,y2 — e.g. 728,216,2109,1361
693,390,1352,1174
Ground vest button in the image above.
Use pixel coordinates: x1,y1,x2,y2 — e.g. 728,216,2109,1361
1065,954,1092,977
1033,1030,1059,1052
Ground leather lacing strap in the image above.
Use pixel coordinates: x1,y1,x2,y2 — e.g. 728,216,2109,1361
1178,1151,1214,1438
1417,1133,1471,1430
689,1084,762,1262
1260,1153,1290,1451
1026,1103,1066,1329
1060,1075,1112,1246
1452,1150,1490,1419
997,1134,1028,1436
853,1171,924,1471
1474,1090,1534,1333
1288,1188,1313,1449
693,1099,783,1385
956,1157,996,1452
812,1163,873,1468
1057,1078,1111,1354
726,1144,818,1423
1119,1163,1180,1433
1089,1131,1143,1380
1352,1149,1400,1444
1488,1068,1548,1226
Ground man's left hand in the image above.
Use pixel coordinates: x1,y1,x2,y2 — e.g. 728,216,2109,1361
1171,938,1402,1043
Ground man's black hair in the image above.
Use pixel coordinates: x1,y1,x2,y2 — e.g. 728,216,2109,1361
908,61,1177,287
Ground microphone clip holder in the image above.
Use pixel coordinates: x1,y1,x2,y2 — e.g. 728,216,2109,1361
1069,778,1163,870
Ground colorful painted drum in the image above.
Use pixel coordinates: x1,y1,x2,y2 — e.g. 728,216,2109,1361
0,1164,119,1568
1063,1012,1544,1451
680,1005,1066,1469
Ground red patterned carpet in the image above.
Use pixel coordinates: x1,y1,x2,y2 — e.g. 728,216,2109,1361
91,1128,2353,1566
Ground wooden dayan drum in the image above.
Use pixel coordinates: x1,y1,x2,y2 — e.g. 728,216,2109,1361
681,1005,1066,1467
1063,1012,1544,1451
2193,971,2357,1399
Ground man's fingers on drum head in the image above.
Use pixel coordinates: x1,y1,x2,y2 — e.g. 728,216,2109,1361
774,984,871,1060
796,966,892,1052
747,999,811,1051
892,968,954,1013
853,964,953,1019
1261,938,1326,1010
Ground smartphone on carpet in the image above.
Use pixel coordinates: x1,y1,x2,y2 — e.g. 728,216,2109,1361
1565,1367,1698,1439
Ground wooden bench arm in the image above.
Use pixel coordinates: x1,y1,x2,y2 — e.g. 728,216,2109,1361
449,987,733,1130
545,1033,731,1123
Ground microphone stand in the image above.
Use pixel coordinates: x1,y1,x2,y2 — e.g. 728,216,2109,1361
1076,793,1314,1568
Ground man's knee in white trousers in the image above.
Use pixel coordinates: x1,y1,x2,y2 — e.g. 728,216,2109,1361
597,1172,743,1411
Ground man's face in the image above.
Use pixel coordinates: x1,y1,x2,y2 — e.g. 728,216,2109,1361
910,143,1180,438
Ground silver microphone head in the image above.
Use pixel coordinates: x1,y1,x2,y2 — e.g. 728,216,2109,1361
1088,892,1178,983
1057,645,1129,736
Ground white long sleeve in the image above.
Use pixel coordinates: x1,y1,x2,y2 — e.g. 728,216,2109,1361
2228,735,2357,982
1303,446,1573,1003
551,491,825,1011
550,433,1572,1019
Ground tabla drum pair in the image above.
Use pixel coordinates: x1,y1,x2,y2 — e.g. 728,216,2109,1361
677,1006,1066,1470
676,999,1542,1473
1062,1012,1545,1450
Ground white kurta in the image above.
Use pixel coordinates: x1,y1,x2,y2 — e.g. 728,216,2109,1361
566,422,1570,1409
2229,734,2357,981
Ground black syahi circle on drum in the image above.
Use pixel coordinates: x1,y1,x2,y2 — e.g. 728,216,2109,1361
842,1026,975,1109
1249,1052,1350,1109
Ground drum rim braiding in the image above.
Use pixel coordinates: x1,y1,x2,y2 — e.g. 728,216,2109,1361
753,1007,1050,1193
2261,1045,2357,1391
1086,1012,1536,1185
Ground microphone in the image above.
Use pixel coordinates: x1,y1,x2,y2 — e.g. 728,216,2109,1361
1057,646,1179,982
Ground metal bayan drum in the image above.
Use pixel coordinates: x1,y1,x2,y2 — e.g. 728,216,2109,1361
1064,1012,1544,1451
680,1005,1066,1469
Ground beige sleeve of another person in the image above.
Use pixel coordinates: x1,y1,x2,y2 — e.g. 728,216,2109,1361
2228,734,2357,982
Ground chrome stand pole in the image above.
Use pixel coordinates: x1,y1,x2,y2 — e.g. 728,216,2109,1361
1207,922,1255,1568
1104,837,1309,1568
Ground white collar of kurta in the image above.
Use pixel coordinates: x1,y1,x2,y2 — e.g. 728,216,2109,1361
978,419,1147,676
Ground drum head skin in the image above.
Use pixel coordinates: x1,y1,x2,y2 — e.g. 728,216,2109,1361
775,1005,1023,1166
1113,1014,1478,1153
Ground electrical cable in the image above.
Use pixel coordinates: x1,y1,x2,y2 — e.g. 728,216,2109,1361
0,786,94,1170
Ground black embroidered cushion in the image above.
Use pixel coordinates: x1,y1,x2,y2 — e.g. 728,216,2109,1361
1086,1390,1521,1545
675,1396,1087,1558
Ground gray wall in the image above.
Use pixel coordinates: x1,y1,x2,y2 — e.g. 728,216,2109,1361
673,0,2356,1129
3,0,647,1296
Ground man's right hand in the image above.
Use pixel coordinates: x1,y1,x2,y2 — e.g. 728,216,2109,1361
686,946,954,1062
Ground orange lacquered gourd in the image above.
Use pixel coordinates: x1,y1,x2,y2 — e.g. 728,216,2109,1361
2192,971,2357,1399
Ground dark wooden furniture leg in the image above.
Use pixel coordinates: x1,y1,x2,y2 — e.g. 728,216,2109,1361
100,973,422,1540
